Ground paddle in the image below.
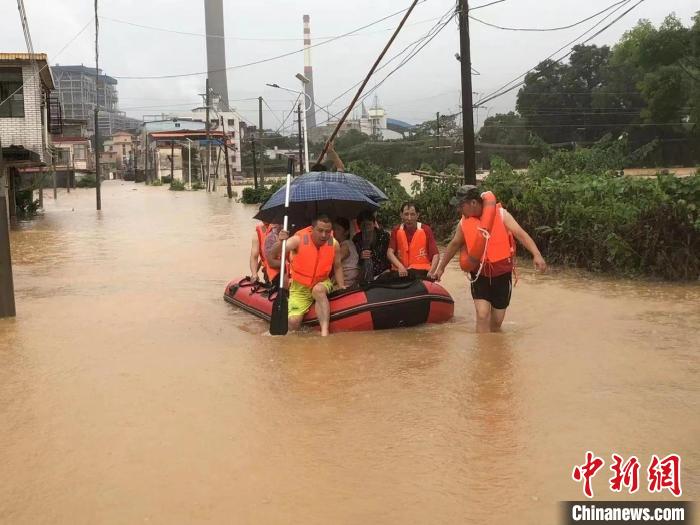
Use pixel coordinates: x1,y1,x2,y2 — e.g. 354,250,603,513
360,221,374,284
269,173,292,335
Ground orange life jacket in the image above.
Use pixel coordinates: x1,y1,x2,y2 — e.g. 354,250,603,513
261,224,287,283
291,226,336,287
394,223,432,271
460,202,515,273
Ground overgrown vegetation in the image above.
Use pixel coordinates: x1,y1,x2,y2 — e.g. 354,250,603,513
150,179,163,187
15,189,40,217
483,152,699,280
76,174,96,188
240,180,284,204
349,141,699,280
169,179,186,191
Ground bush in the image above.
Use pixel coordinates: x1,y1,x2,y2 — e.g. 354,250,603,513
483,151,700,280
169,179,186,191
191,181,205,191
76,174,96,188
151,179,163,187
15,189,40,217
240,181,285,204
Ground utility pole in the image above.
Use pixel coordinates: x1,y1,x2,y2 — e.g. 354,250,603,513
51,147,57,199
223,117,232,198
258,96,264,184
170,140,174,182
94,0,102,209
458,0,477,185
251,138,258,189
144,132,149,184
297,104,303,176
205,78,211,192
436,112,441,149
0,138,16,318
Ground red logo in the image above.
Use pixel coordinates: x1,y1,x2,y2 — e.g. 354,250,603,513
609,454,641,494
573,452,682,498
572,451,605,498
648,454,682,497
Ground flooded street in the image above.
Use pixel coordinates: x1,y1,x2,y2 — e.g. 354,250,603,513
1,181,698,524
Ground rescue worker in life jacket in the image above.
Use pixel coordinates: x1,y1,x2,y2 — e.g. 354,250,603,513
387,202,440,280
249,222,270,283
250,222,283,284
272,214,346,337
433,185,546,333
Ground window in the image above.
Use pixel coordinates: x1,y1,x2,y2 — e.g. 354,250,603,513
227,119,236,127
0,68,24,118
74,145,86,161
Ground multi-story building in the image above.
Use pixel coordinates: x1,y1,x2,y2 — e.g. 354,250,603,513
0,53,55,163
138,109,242,182
102,131,134,174
52,65,139,137
0,52,57,215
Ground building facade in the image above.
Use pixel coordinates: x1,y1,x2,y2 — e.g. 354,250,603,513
52,65,139,137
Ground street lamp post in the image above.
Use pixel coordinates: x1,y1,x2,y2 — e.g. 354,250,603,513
295,73,311,174
185,138,194,189
266,78,312,173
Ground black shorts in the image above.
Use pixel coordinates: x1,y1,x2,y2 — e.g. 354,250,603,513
470,272,512,310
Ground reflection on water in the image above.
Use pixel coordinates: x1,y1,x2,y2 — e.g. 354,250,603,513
0,182,698,523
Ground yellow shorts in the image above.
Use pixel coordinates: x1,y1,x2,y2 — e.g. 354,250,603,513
288,279,333,319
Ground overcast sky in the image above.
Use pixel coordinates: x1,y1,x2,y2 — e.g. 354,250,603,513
2,0,697,131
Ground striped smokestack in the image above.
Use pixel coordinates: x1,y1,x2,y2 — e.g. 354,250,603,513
303,14,317,129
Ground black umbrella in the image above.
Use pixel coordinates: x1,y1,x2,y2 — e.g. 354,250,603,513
254,180,379,227
291,171,387,203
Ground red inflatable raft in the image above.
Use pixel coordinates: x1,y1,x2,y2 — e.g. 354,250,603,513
223,277,454,332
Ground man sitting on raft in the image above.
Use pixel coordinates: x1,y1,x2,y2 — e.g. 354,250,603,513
272,214,346,337
387,202,440,280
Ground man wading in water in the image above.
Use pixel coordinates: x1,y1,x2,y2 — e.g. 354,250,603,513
434,185,546,333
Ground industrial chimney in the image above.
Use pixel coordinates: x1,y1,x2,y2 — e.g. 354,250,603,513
303,15,317,129
204,0,230,111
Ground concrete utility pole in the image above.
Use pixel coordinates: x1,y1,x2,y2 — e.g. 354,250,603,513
223,117,232,199
0,139,16,318
458,0,477,185
297,104,303,176
94,0,102,209
251,138,258,189
258,96,264,184
205,78,211,192
170,140,174,182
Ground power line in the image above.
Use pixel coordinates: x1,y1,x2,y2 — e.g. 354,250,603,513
100,12,445,42
481,122,691,128
0,19,92,109
475,0,646,107
111,2,430,80
317,6,456,126
321,10,457,127
469,0,628,32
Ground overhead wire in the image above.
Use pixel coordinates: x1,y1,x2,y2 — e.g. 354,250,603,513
111,2,431,80
0,19,92,109
316,7,457,128
475,0,646,107
469,0,628,32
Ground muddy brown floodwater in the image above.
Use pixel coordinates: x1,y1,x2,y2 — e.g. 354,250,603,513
1,181,698,524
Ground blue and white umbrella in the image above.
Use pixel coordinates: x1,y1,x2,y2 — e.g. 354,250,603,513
291,171,387,203
254,179,379,227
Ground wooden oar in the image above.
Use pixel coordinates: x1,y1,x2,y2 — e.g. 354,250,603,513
269,173,292,335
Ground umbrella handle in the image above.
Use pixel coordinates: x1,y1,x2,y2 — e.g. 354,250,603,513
278,173,292,288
